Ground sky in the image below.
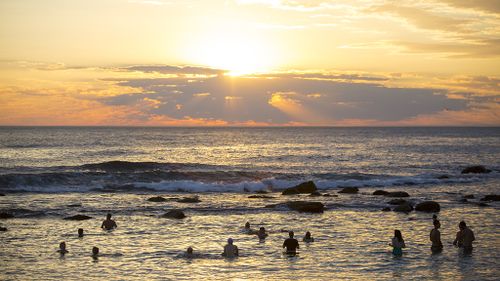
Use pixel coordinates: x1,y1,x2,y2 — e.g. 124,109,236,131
0,0,499,126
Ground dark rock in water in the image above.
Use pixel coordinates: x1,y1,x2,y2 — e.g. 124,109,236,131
386,191,410,198
177,197,201,203
67,203,82,207
264,204,278,208
161,209,186,219
437,175,449,179
480,195,500,201
0,212,14,219
147,196,168,202
322,194,338,197
248,195,274,199
0,193,5,196
64,214,92,221
463,194,474,199
254,190,269,194
309,191,322,197
459,198,468,203
461,165,491,174
478,202,489,207
393,203,413,212
286,201,324,213
96,184,155,193
373,190,389,196
0,227,7,231
381,207,391,212
338,187,359,194
415,201,440,212
388,199,408,205
282,181,317,195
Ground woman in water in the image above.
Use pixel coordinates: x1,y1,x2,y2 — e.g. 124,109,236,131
303,231,314,242
390,230,406,256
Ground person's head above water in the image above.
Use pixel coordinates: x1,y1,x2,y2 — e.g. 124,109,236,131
259,227,265,232
432,214,438,221
433,219,441,229
106,213,112,220
59,242,66,250
245,222,250,229
459,221,466,229
227,238,233,245
78,228,84,237
187,247,193,254
305,231,311,238
394,230,403,242
92,246,99,256
289,231,294,238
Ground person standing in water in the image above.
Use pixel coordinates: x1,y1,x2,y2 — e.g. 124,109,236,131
430,219,443,253
57,242,69,255
91,247,99,259
390,230,406,256
101,213,117,230
222,238,239,258
283,231,299,255
303,231,314,242
453,221,475,255
257,227,268,240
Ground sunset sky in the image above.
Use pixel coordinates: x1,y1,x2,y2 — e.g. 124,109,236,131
0,0,499,126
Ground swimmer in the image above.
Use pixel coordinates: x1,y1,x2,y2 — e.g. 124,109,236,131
101,213,117,230
257,227,268,240
430,220,443,253
245,222,250,229
92,247,99,259
222,238,239,258
78,228,84,237
57,242,68,255
453,221,475,255
303,231,314,242
282,231,299,255
390,230,406,256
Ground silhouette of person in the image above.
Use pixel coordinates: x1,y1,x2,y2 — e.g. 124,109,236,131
390,230,406,256
57,242,68,255
430,220,443,253
453,221,475,255
222,238,239,258
101,213,117,230
257,227,268,240
303,231,314,242
283,231,299,255
78,228,84,237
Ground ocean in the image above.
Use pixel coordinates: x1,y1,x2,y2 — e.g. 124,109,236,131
0,127,499,280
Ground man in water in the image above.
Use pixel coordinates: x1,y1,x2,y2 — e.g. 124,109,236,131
257,227,268,240
283,231,299,255
101,213,117,230
78,228,84,237
92,247,99,259
430,220,443,253
453,221,475,255
57,242,69,255
222,238,239,258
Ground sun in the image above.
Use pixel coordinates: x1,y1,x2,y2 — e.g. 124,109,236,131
188,31,277,76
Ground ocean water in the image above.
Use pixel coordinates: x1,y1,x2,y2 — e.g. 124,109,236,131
0,127,499,280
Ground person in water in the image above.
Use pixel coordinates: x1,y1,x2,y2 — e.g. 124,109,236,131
57,242,69,255
92,247,99,259
283,231,299,255
245,222,251,229
453,221,475,255
101,213,117,230
222,238,239,258
303,231,314,242
78,228,84,237
186,247,194,258
390,230,406,256
257,227,268,240
430,219,443,253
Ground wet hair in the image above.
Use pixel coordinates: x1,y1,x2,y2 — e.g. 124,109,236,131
459,221,466,228
289,231,294,238
305,231,311,238
245,222,250,228
106,213,112,219
227,238,233,244
394,230,403,242
78,228,84,237
259,227,265,231
59,242,66,249
187,247,193,254
433,219,440,227
92,247,99,255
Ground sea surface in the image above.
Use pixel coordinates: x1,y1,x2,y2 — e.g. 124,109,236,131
0,127,499,280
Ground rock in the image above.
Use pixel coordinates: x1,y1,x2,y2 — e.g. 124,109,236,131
338,187,359,194
388,199,408,205
286,201,324,213
147,196,168,202
264,204,278,208
248,195,274,199
459,198,468,203
478,202,489,207
177,197,201,203
386,191,410,198
322,194,338,197
381,207,391,211
254,190,269,194
415,201,440,212
0,227,7,231
64,214,92,221
309,191,322,197
437,175,449,179
0,193,5,196
461,165,491,174
282,181,317,195
480,195,500,201
393,203,413,212
0,212,14,219
463,194,474,199
373,190,389,196
67,203,82,207
161,209,186,219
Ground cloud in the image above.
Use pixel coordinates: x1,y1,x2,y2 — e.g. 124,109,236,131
439,0,500,14
120,65,227,76
394,38,500,58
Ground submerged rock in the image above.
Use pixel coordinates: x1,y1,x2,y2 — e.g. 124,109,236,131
309,191,322,197
459,198,468,203
388,199,408,205
415,201,440,212
437,175,449,179
478,202,489,207
282,181,317,195
0,193,5,196
286,201,324,213
161,209,186,219
338,187,359,194
393,202,413,213
480,195,500,201
67,203,82,207
386,191,410,198
248,195,274,199
381,207,391,212
373,190,389,196
0,226,7,231
0,212,14,219
461,165,491,174
322,194,338,197
177,197,201,203
254,190,269,194
147,196,168,202
64,214,92,221
463,194,475,199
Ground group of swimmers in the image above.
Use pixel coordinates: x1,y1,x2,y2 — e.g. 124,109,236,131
389,215,476,256
58,213,476,259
